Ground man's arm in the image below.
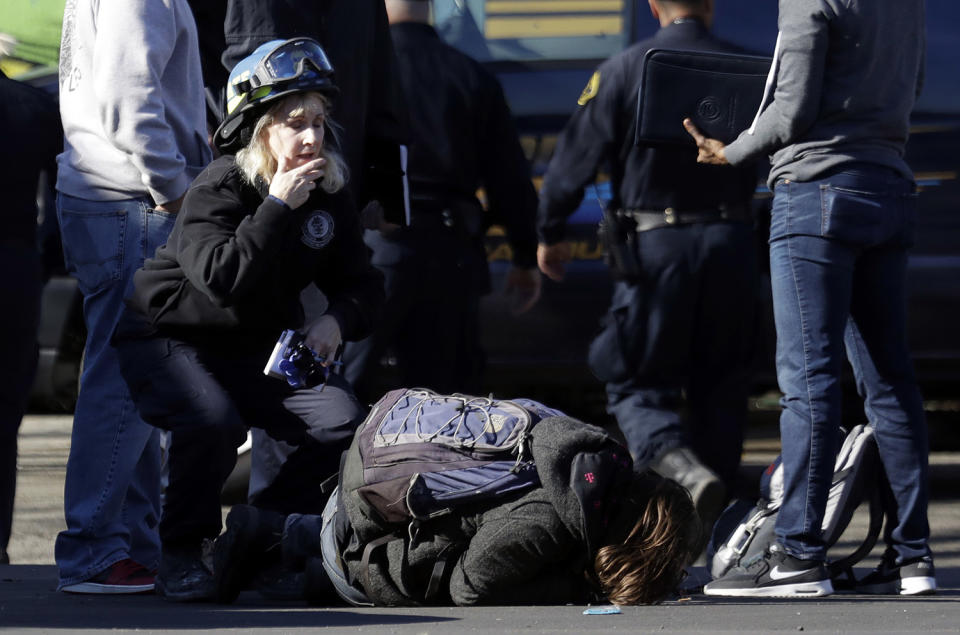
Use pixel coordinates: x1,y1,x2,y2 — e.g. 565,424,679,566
721,0,832,165
359,1,411,226
536,58,623,279
478,71,538,270
93,0,194,206
476,69,542,312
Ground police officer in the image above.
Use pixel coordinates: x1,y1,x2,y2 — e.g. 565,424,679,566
537,0,759,529
343,0,541,398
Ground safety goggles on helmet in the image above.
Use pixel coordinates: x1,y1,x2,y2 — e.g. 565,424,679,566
215,37,337,153
233,37,334,97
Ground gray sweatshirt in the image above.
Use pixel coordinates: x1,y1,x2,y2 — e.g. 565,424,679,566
724,0,925,186
56,0,211,204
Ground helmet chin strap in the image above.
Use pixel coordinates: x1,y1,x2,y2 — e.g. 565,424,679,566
239,126,254,148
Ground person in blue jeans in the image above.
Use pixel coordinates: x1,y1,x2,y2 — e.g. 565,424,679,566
686,0,935,598
54,0,212,593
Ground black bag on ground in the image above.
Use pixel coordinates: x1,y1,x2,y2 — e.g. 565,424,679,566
707,424,884,588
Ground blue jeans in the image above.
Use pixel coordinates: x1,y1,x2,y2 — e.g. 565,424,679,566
54,193,175,587
769,167,930,563
595,220,757,486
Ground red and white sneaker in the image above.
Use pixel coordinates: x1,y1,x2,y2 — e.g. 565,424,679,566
61,558,155,594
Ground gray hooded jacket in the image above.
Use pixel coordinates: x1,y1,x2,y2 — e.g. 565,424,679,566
724,0,925,186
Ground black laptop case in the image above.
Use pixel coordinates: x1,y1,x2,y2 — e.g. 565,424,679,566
635,48,772,146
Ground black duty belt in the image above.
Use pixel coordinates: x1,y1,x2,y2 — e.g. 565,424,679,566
616,204,750,233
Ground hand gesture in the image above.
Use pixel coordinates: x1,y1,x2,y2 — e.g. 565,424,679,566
269,155,326,209
537,242,572,282
683,119,729,166
303,314,342,362
503,266,542,314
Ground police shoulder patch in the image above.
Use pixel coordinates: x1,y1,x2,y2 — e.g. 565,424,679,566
301,210,335,249
578,70,601,106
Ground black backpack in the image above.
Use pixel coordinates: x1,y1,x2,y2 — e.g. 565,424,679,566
708,424,884,588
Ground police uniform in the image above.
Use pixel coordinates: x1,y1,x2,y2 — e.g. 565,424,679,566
538,18,759,489
343,21,538,398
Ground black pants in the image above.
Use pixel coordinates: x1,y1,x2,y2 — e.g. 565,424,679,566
343,225,487,401
117,335,365,551
0,242,41,557
591,221,758,487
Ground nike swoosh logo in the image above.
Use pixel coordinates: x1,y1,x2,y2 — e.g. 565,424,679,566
769,566,811,581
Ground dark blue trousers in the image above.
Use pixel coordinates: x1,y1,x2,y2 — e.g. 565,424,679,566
589,220,758,487
343,226,488,400
0,241,41,559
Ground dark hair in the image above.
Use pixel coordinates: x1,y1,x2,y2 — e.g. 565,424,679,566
593,476,700,605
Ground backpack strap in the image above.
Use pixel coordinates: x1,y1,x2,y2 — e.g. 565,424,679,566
358,530,462,603
320,470,339,494
823,424,884,588
359,532,403,595
827,486,884,589
424,542,458,601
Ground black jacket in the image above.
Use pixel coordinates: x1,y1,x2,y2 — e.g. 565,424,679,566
340,416,646,606
391,23,536,261
538,19,758,243
0,72,61,247
368,22,537,277
125,156,383,350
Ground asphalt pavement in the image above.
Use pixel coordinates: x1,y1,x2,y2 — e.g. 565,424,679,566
2,414,959,633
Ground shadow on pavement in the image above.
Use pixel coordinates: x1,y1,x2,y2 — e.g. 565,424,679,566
0,566,456,630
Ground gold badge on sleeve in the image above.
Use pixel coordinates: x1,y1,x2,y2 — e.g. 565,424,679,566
578,70,601,106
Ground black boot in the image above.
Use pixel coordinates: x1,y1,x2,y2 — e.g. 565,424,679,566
157,545,216,602
254,562,305,600
213,504,285,603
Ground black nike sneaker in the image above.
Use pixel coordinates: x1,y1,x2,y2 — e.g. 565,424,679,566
704,543,833,598
858,551,936,596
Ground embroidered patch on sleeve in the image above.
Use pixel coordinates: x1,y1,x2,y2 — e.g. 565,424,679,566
578,70,601,106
